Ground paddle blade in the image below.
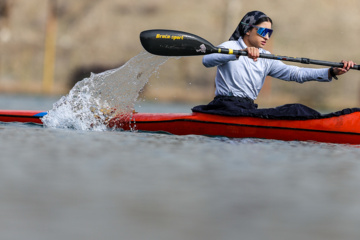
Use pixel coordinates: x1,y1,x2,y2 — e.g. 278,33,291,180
140,29,217,56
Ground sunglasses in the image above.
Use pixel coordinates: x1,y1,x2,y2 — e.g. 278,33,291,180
241,22,273,38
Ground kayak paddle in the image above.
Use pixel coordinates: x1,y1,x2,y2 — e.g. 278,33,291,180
140,29,360,70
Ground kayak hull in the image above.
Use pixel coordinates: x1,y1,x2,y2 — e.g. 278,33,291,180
1,110,360,144
116,112,360,144
0,110,45,124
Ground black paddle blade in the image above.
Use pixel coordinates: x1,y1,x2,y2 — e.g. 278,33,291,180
140,29,217,56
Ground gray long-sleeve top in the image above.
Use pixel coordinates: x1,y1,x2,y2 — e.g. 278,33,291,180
202,37,332,100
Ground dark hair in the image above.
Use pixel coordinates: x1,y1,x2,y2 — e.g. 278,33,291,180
241,17,273,37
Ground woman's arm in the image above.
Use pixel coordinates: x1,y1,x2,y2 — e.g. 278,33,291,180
268,60,331,83
202,52,238,68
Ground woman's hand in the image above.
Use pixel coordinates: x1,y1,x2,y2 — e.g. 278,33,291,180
334,60,356,75
237,47,260,62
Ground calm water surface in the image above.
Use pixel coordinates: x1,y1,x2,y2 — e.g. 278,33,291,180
0,95,360,240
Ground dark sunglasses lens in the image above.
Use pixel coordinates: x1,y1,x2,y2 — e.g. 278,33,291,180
258,28,273,38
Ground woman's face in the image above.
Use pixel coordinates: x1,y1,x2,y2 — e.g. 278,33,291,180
245,21,272,48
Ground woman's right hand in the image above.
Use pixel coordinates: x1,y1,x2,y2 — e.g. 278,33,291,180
237,47,260,62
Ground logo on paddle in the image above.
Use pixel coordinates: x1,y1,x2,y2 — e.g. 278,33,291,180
156,34,184,41
196,44,206,53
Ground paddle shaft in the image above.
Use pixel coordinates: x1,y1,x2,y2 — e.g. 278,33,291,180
223,49,359,69
140,29,360,70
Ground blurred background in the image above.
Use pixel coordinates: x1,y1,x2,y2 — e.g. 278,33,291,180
0,0,359,110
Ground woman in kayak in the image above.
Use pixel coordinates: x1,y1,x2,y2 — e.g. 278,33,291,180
192,10,356,118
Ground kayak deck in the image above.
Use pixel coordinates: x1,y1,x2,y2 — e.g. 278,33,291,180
1,110,360,144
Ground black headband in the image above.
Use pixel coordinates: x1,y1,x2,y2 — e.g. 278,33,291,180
229,11,269,41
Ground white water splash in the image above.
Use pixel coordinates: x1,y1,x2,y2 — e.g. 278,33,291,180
42,51,169,131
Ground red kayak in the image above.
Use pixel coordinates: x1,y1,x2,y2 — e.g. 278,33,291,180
1,110,360,144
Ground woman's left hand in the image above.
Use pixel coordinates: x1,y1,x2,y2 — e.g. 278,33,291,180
334,60,356,75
